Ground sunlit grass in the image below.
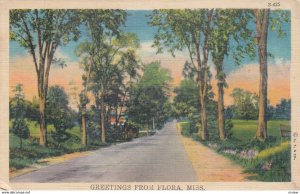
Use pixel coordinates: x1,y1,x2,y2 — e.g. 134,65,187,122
231,120,290,141
256,141,290,159
27,121,55,138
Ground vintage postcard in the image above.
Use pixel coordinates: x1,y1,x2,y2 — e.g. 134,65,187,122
0,0,300,191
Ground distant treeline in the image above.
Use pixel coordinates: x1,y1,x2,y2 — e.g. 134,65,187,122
225,88,290,120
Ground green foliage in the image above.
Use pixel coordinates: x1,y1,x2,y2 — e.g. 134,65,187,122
242,142,291,182
210,10,255,71
180,122,194,137
9,122,110,170
84,106,100,142
79,10,127,41
11,118,30,139
10,9,80,41
173,79,199,119
10,84,30,149
139,61,171,88
10,133,64,169
76,16,141,143
127,61,172,129
231,88,258,120
46,86,74,144
150,9,241,141
174,79,233,140
269,10,290,38
10,9,87,146
268,98,291,120
25,97,40,121
106,124,125,143
150,9,210,56
10,98,38,122
225,119,234,138
24,121,55,139
79,91,90,108
10,9,82,65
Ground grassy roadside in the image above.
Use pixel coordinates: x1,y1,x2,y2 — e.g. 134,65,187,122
9,128,110,171
178,120,291,182
10,151,91,178
177,123,251,181
10,121,150,175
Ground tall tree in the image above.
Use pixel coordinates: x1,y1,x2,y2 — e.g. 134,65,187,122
10,10,81,146
150,9,214,140
253,9,270,141
114,49,140,125
127,61,172,129
76,10,128,145
252,9,289,141
76,32,139,144
210,10,255,140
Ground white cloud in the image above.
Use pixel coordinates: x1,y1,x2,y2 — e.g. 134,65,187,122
138,41,189,61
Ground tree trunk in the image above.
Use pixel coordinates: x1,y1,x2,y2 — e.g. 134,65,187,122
36,43,55,147
38,94,47,146
81,106,87,145
255,9,269,141
199,93,208,140
195,46,209,141
218,82,225,140
19,129,22,149
115,107,119,125
100,98,106,144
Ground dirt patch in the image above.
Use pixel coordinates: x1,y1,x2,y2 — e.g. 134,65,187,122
10,151,91,178
177,124,252,182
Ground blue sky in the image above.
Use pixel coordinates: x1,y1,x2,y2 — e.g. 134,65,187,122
10,10,291,74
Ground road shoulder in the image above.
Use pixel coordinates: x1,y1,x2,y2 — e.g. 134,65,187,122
10,151,91,179
176,123,251,182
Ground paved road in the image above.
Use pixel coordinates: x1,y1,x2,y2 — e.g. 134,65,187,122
11,121,197,182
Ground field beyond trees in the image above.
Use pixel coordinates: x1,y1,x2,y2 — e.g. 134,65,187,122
231,120,290,141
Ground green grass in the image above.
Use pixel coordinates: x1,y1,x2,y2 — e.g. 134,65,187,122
10,122,109,170
256,141,290,159
178,119,291,182
10,132,31,149
28,121,55,138
10,133,65,169
9,120,55,138
231,120,290,141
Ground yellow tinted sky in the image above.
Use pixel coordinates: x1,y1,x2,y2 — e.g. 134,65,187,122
10,49,290,107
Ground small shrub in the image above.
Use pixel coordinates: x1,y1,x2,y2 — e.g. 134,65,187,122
180,122,192,137
10,158,32,169
191,133,201,141
249,146,291,181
